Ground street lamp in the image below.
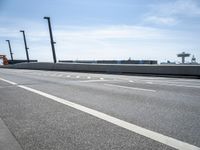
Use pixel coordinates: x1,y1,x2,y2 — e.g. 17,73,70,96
5,40,14,61
20,30,30,62
43,16,57,63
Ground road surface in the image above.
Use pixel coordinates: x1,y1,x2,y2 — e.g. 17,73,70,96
0,68,200,150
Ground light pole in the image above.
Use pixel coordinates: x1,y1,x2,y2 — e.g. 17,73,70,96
20,30,30,62
6,40,14,61
44,16,57,63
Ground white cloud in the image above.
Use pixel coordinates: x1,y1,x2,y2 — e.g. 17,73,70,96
158,0,200,16
145,16,177,25
0,28,20,38
52,25,165,60
54,25,164,40
144,0,200,25
1,23,199,62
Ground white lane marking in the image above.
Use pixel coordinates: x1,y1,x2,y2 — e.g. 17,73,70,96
146,82,153,84
57,74,63,77
0,78,17,85
80,80,109,83
100,78,104,80
87,76,91,79
66,75,71,78
35,73,41,76
129,80,134,83
148,82,200,89
105,83,156,92
51,74,58,77
0,78,200,150
76,76,80,79
139,79,200,86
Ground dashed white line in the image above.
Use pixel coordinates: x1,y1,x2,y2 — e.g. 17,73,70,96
87,76,91,79
76,76,80,78
80,80,109,83
100,78,104,80
52,74,59,77
104,83,156,92
57,74,63,77
146,82,153,84
0,77,199,150
129,80,134,83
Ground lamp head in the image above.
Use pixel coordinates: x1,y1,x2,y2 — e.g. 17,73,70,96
44,16,50,19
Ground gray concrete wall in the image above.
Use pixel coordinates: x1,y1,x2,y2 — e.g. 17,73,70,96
1,62,200,77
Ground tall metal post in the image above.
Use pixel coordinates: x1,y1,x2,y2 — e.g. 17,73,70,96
44,16,57,63
20,30,30,62
6,40,14,61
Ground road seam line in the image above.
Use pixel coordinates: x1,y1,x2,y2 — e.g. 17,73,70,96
0,77,199,150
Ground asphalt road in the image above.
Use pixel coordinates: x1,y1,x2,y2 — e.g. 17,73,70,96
0,68,200,150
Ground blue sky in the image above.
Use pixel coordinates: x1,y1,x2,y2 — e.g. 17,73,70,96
0,0,200,63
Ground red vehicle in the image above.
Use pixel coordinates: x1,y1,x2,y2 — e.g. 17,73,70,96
0,55,9,65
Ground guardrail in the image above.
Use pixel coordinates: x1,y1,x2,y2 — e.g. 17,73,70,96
1,62,200,77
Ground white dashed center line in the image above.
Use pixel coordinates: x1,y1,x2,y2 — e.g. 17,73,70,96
147,82,153,84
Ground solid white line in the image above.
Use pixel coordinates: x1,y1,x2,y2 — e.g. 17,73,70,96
176,79,200,83
105,83,156,92
0,78,200,150
147,82,200,89
0,78,17,85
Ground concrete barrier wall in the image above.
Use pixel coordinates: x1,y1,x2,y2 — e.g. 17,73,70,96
1,62,200,77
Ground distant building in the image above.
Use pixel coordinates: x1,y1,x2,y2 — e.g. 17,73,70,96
160,60,176,64
59,60,158,64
